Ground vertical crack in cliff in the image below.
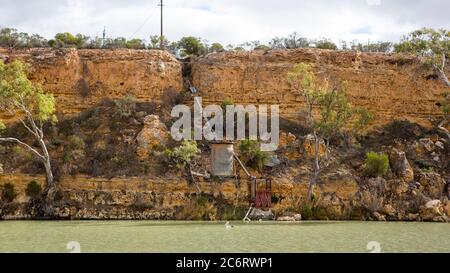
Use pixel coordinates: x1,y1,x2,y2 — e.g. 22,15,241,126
75,61,91,98
181,57,193,92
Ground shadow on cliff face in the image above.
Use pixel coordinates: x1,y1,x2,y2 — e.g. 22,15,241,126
279,118,310,137
360,120,433,148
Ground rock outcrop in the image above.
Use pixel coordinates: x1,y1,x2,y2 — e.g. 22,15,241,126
277,215,301,222
417,172,447,199
248,208,274,220
136,115,170,159
389,148,414,183
419,200,448,222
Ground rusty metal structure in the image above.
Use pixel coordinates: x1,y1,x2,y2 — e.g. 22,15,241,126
232,150,272,209
210,141,272,209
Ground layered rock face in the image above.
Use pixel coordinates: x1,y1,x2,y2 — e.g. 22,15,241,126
1,48,448,128
0,174,356,220
192,49,449,127
0,48,183,122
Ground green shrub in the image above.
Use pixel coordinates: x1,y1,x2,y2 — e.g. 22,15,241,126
53,32,87,48
12,146,33,161
421,166,435,173
271,194,285,204
220,99,234,111
26,181,42,199
126,38,146,49
2,183,17,202
238,140,269,172
314,38,338,50
111,155,123,164
219,206,248,221
364,152,389,178
312,207,329,220
301,205,313,220
165,141,201,169
178,36,207,56
175,194,217,220
67,135,86,150
113,96,136,118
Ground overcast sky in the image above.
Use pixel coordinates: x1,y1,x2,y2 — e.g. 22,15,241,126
1,0,449,45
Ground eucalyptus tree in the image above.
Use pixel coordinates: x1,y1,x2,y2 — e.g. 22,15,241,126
395,28,450,87
396,28,450,139
288,63,372,200
0,60,58,202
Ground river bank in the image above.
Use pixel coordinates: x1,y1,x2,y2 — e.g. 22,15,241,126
1,174,449,222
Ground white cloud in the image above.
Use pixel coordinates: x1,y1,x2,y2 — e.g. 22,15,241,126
0,0,448,45
366,0,381,6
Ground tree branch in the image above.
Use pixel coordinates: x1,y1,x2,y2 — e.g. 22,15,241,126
0,137,45,161
17,96,44,138
19,118,40,139
38,120,44,139
433,53,450,87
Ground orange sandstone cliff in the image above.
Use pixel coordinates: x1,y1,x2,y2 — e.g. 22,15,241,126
1,48,449,128
192,49,449,128
0,48,183,122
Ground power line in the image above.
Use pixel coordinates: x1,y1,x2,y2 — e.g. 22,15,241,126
128,0,159,39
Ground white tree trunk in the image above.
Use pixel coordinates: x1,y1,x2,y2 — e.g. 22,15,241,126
435,54,450,87
437,68,450,87
307,132,321,201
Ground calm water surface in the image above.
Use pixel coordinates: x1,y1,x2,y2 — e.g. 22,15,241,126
0,221,448,253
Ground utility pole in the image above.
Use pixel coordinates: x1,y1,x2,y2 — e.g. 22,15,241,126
159,0,164,50
102,27,106,48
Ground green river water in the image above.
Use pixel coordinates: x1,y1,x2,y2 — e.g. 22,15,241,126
0,221,448,253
